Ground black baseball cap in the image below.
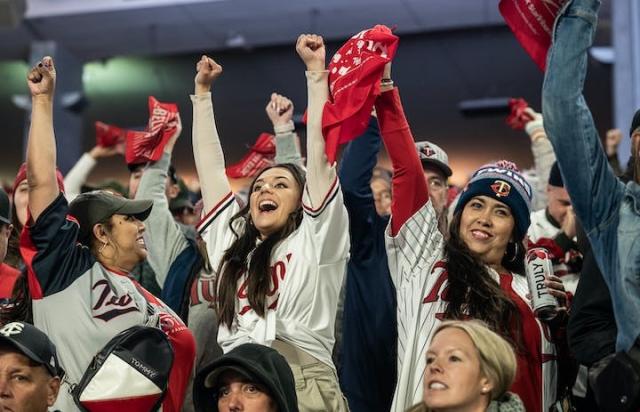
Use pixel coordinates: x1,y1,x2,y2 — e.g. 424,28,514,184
193,343,298,412
0,322,64,378
69,190,153,245
0,188,10,225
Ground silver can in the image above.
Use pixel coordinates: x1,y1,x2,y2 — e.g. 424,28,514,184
525,247,558,321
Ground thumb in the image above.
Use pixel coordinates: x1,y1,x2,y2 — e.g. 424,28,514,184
41,56,56,77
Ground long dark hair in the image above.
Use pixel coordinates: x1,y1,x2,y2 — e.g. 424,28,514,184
443,211,524,349
5,202,23,269
216,163,306,329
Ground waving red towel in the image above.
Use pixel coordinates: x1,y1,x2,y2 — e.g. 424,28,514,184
95,121,126,148
226,132,276,178
322,25,399,163
125,96,179,165
499,0,568,70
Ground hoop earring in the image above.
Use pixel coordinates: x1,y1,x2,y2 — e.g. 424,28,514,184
506,242,519,263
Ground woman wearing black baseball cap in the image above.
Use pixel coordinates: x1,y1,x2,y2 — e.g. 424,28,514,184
17,56,196,412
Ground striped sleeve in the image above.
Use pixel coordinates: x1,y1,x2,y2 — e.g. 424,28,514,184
197,192,241,273
301,177,350,265
385,201,444,288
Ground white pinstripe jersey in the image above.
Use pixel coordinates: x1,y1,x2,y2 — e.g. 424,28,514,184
386,202,557,412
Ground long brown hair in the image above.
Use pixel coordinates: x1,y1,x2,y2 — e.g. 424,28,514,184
216,164,306,329
443,211,524,349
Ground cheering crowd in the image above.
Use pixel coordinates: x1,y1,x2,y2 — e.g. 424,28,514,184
0,0,638,411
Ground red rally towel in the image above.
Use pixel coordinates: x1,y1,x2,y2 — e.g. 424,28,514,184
499,0,568,71
125,97,179,165
226,133,276,178
505,98,533,130
322,25,399,163
95,121,126,148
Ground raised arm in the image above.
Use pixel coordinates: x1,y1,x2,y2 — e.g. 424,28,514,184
374,65,428,236
541,1,624,234
266,93,303,166
64,145,124,202
135,115,189,288
523,108,556,210
26,57,60,222
191,55,231,214
296,34,336,207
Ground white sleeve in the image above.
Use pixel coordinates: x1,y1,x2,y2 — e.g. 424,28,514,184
385,201,445,288
301,177,349,265
63,153,97,203
196,192,242,272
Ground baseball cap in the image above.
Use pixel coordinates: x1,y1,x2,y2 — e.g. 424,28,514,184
0,188,10,225
548,162,564,188
0,322,64,378
69,190,153,245
193,343,298,412
415,141,452,177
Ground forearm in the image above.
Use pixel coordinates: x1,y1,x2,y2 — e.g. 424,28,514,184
339,117,381,196
542,0,621,231
136,152,171,206
375,88,428,235
274,123,302,165
63,153,97,201
531,135,556,208
304,70,336,207
190,92,231,213
27,97,59,221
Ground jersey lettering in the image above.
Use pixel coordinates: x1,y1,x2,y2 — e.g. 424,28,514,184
190,270,216,306
238,253,291,316
92,279,140,321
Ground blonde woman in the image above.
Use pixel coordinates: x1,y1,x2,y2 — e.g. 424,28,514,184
408,320,524,412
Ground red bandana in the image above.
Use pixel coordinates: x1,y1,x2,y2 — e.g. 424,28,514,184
95,121,126,148
505,98,533,130
499,0,568,71
125,96,179,165
322,25,399,163
226,133,276,178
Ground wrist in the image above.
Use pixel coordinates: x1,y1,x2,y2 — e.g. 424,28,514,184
89,147,102,159
305,62,325,72
32,95,53,105
273,120,295,135
194,83,212,95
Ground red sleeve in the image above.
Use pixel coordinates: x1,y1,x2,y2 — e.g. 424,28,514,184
375,88,429,235
0,264,20,299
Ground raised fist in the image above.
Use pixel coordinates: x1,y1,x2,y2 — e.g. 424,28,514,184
265,93,293,127
296,34,325,71
605,128,623,156
195,55,222,94
27,56,56,99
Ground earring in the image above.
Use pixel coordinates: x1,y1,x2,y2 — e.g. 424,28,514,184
506,241,519,263
481,387,489,394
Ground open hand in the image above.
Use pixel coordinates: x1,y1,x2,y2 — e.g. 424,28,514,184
265,93,293,127
561,207,576,239
90,143,125,159
296,34,325,71
195,55,222,94
27,56,56,99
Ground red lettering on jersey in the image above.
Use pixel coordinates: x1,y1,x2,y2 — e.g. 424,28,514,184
91,280,140,321
159,312,187,335
422,261,449,304
190,271,217,306
237,254,292,316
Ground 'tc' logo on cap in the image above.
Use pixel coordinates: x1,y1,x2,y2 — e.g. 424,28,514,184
0,322,24,337
491,180,511,198
420,145,436,158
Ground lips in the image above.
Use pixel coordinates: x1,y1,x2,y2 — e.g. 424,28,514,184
470,229,492,240
136,236,146,249
427,380,448,390
258,199,278,213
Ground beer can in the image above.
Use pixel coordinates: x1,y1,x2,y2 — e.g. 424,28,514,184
525,247,558,321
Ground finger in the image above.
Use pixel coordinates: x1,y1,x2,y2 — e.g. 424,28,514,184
546,275,563,283
545,280,565,291
547,289,567,300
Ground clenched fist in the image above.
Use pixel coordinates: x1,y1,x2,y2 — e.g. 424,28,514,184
195,55,223,94
265,93,293,127
27,56,56,99
296,34,325,71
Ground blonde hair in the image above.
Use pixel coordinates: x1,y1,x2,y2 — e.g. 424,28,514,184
406,320,517,412
434,320,517,400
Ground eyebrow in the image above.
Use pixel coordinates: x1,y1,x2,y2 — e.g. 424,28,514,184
255,176,292,184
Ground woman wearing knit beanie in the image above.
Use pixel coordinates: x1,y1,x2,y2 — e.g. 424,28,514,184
376,64,566,412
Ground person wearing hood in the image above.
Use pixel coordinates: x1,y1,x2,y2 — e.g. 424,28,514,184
194,343,298,412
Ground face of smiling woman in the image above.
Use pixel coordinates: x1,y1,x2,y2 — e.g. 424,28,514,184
458,195,516,273
423,327,493,412
249,167,302,240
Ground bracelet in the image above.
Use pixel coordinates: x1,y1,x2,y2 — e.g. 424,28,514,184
381,78,393,85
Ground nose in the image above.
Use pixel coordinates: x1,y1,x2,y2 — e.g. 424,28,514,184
428,359,443,374
260,183,273,193
136,220,145,234
226,390,243,411
476,208,493,227
0,376,11,398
